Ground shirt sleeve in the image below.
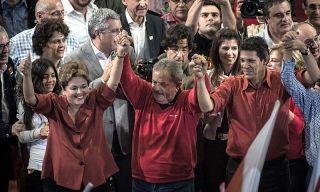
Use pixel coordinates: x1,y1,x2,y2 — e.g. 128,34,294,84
17,127,41,143
31,93,55,116
120,56,152,108
281,58,313,122
94,84,116,110
210,77,234,114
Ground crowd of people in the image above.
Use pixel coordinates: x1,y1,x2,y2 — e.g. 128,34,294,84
0,0,319,192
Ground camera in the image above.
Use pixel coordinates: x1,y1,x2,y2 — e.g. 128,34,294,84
240,0,265,18
135,60,154,82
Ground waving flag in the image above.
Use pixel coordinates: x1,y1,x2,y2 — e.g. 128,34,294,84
226,100,281,192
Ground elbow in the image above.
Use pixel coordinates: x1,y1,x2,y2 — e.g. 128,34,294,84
200,101,214,113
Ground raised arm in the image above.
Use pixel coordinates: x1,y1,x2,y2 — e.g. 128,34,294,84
192,54,213,112
282,31,320,85
106,31,131,91
185,0,204,35
218,0,236,30
19,54,36,106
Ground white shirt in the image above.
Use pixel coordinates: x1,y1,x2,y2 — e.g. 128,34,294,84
0,67,9,123
62,0,97,46
125,9,150,61
90,40,113,70
257,25,276,48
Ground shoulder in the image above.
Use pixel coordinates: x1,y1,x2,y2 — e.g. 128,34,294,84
147,13,164,23
11,28,33,42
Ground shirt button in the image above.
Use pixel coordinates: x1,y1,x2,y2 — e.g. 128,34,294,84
75,130,80,135
79,161,85,166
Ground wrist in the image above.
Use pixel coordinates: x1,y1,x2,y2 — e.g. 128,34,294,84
300,47,310,56
115,51,126,58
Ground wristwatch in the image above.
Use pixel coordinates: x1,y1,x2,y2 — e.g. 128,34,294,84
301,48,310,56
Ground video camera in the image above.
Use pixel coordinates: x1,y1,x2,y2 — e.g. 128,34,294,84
135,60,154,82
240,0,265,18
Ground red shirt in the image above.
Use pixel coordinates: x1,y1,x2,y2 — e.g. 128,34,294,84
288,98,305,160
32,85,118,190
210,70,290,160
120,57,202,183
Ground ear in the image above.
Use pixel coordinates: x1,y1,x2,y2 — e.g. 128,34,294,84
265,16,270,25
122,0,127,6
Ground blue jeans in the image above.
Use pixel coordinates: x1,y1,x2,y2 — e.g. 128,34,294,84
132,178,194,192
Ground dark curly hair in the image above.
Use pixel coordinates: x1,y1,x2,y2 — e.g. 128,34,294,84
32,18,70,56
59,61,90,89
162,24,194,50
18,58,60,130
210,28,241,86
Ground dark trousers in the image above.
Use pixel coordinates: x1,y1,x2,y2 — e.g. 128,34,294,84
0,140,10,191
289,157,309,192
113,155,132,192
25,170,43,192
132,179,194,192
226,155,290,192
43,178,111,192
203,139,228,192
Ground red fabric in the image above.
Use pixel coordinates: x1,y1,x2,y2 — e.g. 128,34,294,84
32,86,118,190
287,98,305,160
210,70,290,160
120,56,202,183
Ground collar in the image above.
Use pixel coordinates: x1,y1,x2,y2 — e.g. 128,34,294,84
90,40,107,59
0,64,7,73
1,0,27,7
263,26,276,48
61,0,95,15
125,9,146,26
242,68,272,90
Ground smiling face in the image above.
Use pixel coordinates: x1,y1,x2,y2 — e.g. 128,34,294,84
42,31,66,61
266,1,293,36
63,76,89,107
218,39,239,68
240,50,267,85
151,70,179,104
42,67,57,93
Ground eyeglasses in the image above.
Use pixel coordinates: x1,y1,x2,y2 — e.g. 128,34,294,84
168,46,189,54
171,0,193,4
48,38,66,45
101,28,123,35
0,42,9,53
304,36,320,47
49,10,65,17
307,4,320,11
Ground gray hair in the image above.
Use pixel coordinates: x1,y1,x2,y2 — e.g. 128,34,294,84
0,26,8,37
153,58,184,85
88,8,120,39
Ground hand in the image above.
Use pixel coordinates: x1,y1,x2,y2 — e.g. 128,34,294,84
115,30,132,57
190,54,208,79
101,61,113,83
18,53,32,77
235,0,244,18
11,120,25,136
39,123,49,139
212,0,230,6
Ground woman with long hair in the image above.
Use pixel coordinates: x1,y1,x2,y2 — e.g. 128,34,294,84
16,58,60,192
203,28,241,192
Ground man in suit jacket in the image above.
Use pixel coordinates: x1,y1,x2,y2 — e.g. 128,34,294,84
63,8,134,192
0,26,18,192
120,0,165,62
